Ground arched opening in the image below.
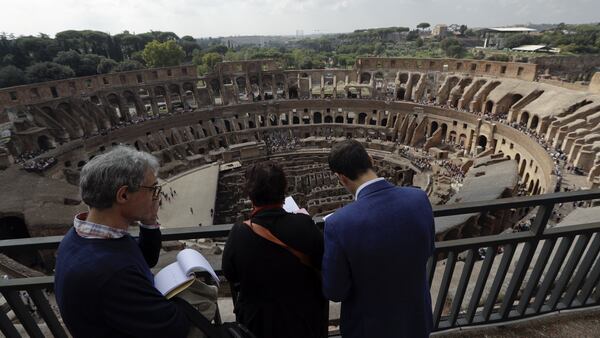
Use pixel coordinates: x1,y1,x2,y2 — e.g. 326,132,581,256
478,135,488,149
399,73,409,84
449,131,457,144
515,153,521,163
210,79,221,95
430,121,439,136
441,123,448,141
530,115,539,129
314,112,322,124
360,72,371,84
288,86,299,99
381,118,388,127
520,111,530,126
324,115,333,123
293,116,300,125
485,100,494,114
397,88,406,100
0,216,38,266
459,134,467,146
0,217,29,240
519,159,527,176
358,113,367,124
335,116,344,123
37,135,53,150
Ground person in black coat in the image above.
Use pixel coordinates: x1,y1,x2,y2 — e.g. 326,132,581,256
222,161,326,338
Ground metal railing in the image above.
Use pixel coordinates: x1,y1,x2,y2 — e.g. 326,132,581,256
1,189,600,337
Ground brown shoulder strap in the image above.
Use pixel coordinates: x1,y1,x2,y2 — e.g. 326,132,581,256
243,220,314,269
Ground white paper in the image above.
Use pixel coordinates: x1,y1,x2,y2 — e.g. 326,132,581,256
154,262,194,296
176,249,220,285
283,196,300,213
154,249,220,297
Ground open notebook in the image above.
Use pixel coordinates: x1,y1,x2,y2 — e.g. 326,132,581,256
154,248,220,299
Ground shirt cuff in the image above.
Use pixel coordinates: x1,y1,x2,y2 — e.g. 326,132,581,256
139,222,161,230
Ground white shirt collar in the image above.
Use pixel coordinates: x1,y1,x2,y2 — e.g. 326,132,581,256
354,177,385,200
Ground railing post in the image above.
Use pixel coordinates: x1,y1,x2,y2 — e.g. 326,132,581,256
529,204,554,236
497,202,553,319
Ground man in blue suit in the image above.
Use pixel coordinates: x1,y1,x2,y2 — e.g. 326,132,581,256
323,140,435,338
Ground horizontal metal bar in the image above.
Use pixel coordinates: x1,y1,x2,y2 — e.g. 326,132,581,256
1,190,599,252
432,189,600,217
0,276,55,290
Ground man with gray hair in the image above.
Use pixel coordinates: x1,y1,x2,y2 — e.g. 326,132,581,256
54,146,192,337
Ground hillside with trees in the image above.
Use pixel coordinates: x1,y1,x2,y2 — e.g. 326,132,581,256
0,23,599,88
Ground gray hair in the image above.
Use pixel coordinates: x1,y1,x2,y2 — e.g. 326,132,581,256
80,146,159,209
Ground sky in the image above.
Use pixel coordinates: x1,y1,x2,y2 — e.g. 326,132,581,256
1,0,599,38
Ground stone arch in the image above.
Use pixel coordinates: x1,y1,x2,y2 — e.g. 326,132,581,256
360,72,371,84
459,133,467,146
324,115,333,123
478,135,488,149
335,116,344,123
288,86,299,99
441,123,448,140
224,120,232,132
519,159,527,176
520,111,530,126
485,100,494,114
314,112,322,124
430,121,439,136
210,79,221,95
399,73,409,84
358,113,367,124
37,135,53,150
123,90,141,117
530,115,539,129
397,88,406,100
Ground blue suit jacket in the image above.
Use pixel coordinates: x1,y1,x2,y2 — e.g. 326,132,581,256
322,180,435,338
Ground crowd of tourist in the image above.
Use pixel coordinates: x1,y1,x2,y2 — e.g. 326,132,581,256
22,157,57,172
438,160,465,183
264,133,301,154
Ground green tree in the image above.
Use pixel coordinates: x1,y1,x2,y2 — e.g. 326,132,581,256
25,62,75,83
114,59,144,72
0,65,26,88
505,34,538,49
407,30,420,41
417,22,430,31
459,25,468,36
97,58,118,73
201,52,223,71
141,40,185,68
79,54,104,76
440,38,465,58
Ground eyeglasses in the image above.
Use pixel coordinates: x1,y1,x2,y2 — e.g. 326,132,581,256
138,184,163,200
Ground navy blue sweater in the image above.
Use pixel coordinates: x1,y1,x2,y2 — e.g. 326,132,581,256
55,227,191,338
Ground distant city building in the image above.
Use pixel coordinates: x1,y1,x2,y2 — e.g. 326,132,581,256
512,45,560,54
432,24,448,38
479,27,538,49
